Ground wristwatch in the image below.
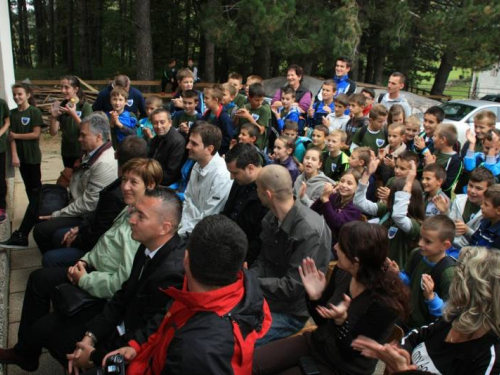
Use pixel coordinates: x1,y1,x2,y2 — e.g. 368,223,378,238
85,331,98,344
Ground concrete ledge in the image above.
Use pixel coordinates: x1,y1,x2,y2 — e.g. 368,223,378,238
0,249,9,375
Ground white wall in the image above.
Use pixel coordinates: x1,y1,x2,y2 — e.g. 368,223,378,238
472,63,500,98
0,0,16,108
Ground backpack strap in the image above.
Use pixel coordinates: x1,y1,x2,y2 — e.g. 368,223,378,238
358,125,369,144
377,93,385,103
430,255,456,295
407,250,423,277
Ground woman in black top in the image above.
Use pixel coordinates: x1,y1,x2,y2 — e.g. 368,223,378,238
253,221,410,375
353,246,500,375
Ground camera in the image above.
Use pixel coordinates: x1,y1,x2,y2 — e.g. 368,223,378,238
96,354,125,375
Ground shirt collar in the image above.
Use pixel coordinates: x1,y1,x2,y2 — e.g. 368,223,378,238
145,245,163,259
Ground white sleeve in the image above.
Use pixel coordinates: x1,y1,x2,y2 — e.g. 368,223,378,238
353,181,378,216
392,191,414,233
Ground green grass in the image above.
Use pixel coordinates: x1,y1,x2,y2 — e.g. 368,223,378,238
416,67,472,99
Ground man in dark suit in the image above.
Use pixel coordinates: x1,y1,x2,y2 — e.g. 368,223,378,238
50,188,185,371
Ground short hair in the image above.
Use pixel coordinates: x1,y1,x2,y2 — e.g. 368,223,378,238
116,136,148,166
313,124,329,137
349,93,366,107
246,75,263,84
323,79,337,91
190,123,222,155
360,87,375,100
258,164,293,201
228,72,243,82
167,58,176,64
484,185,500,207
181,89,199,101
351,146,371,167
425,106,445,123
225,142,262,169
145,95,163,107
144,187,183,230
470,167,495,187
330,129,347,143
369,104,388,120
388,122,406,136
176,68,194,82
122,158,163,188
248,83,265,98
283,120,299,132
405,115,421,128
113,75,130,88
336,56,352,68
483,129,500,143
110,87,128,100
150,108,172,122
334,94,350,107
423,163,446,181
282,86,296,98
204,85,223,101
188,215,247,287
421,215,456,242
391,72,406,85
288,64,304,78
241,123,260,139
475,110,497,127
436,123,458,146
221,82,237,97
81,112,110,142
397,151,419,165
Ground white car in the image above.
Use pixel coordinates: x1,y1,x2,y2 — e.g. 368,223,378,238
441,100,500,146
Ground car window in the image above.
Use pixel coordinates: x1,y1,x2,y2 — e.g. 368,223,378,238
441,103,476,121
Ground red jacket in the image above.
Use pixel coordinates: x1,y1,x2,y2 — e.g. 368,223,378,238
127,270,271,375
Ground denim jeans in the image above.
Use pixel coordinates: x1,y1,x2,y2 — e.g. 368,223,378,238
256,312,307,347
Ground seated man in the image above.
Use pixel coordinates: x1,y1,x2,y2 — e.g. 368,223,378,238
179,123,232,237
45,188,184,369
99,215,271,374
251,164,331,346
223,143,268,266
43,135,149,267
1,113,118,251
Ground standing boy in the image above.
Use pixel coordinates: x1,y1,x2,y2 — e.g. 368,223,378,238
161,58,177,94
108,88,137,149
227,72,247,108
469,184,500,249
422,163,449,218
344,93,369,149
283,120,310,163
350,104,388,155
323,94,350,132
323,130,349,182
0,94,10,223
274,87,300,132
169,69,204,116
377,122,406,184
137,96,162,144
221,82,239,120
172,89,202,136
308,80,336,127
202,85,234,155
414,106,444,165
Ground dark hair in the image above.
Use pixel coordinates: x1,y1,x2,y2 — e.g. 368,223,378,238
241,123,260,139
188,215,247,286
113,75,130,88
144,187,183,229
288,64,304,78
421,215,456,242
225,142,262,169
423,163,446,181
349,93,366,107
338,222,410,319
116,136,148,166
248,83,265,98
282,86,296,98
181,89,199,101
425,106,445,123
483,128,500,143
397,151,419,165
12,83,36,106
283,120,299,132
361,87,375,100
228,72,243,82
276,135,296,153
190,123,222,155
335,94,350,107
150,108,171,122
61,75,86,102
323,79,337,91
470,167,495,186
369,104,388,120
387,178,425,222
336,56,352,69
391,72,406,85
313,124,329,137
167,58,176,64
484,185,500,208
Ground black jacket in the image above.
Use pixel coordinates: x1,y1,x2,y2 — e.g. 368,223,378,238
148,127,186,186
222,181,268,266
202,106,234,155
87,234,186,364
74,178,125,252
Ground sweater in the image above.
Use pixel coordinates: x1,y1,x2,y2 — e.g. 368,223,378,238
293,171,335,207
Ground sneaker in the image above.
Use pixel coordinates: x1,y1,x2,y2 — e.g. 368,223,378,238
0,230,29,249
0,209,7,224
0,348,39,372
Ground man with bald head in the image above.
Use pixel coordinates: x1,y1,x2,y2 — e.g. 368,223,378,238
251,164,331,346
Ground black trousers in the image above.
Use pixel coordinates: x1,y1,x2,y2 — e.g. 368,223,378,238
14,267,105,361
19,163,41,202
62,156,79,169
0,152,6,209
33,216,83,254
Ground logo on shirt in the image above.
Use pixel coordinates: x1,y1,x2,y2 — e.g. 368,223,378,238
388,226,398,239
127,99,134,107
330,163,337,171
188,121,194,128
376,138,385,147
76,111,82,117
21,117,30,126
251,114,260,122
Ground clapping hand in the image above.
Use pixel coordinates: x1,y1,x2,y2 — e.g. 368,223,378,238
321,182,335,203
316,294,351,325
454,220,469,236
377,186,390,202
432,195,449,214
298,257,326,301
414,135,425,150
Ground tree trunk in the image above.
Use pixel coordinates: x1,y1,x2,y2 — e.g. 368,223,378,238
373,43,387,85
95,0,103,66
364,42,375,83
48,0,55,68
8,0,19,67
431,47,456,96
183,0,191,63
252,43,271,79
33,0,48,66
17,0,32,67
76,0,92,77
66,0,74,71
134,0,154,81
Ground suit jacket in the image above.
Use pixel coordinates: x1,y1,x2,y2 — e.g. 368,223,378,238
148,127,186,186
86,234,185,364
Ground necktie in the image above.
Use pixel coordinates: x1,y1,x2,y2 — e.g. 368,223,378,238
138,255,151,281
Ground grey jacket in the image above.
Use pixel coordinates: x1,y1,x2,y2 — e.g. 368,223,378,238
293,172,335,207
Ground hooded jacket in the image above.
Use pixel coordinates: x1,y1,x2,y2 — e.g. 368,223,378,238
126,270,271,375
293,171,335,207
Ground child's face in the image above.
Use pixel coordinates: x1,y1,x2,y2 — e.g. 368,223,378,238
281,93,295,108
61,79,78,100
204,94,218,109
334,103,346,117
303,151,322,175
338,173,357,198
405,122,420,141
111,95,126,112
394,158,411,178
467,180,489,205
327,134,342,154
248,96,264,109
238,129,256,144
423,113,439,136
283,129,298,140
388,129,405,148
361,91,374,107
183,97,197,113
335,60,350,77
228,78,242,91
245,79,259,96
474,119,493,140
481,198,500,221
370,115,386,131
146,104,160,117
421,171,443,194
432,130,445,150
482,138,499,155
311,129,326,147
349,152,363,168
349,102,364,117
222,90,233,106
273,139,292,161
151,112,172,136
180,77,194,91
12,87,29,106
418,228,448,260
322,85,335,101
391,113,404,124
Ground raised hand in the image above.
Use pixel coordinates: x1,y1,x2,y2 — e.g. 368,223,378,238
454,220,469,236
377,186,390,202
321,182,335,203
466,128,476,146
421,274,435,301
366,156,380,176
298,257,327,301
432,194,449,213
299,182,307,199
414,135,425,150
316,294,351,325
50,100,62,117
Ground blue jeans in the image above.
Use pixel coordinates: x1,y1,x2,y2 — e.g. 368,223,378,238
42,247,87,267
256,312,307,347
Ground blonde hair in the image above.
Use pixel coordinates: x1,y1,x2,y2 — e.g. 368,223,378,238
444,246,500,337
405,115,421,128
122,158,163,188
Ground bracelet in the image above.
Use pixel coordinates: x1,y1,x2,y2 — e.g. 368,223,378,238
420,147,428,155
85,331,98,344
